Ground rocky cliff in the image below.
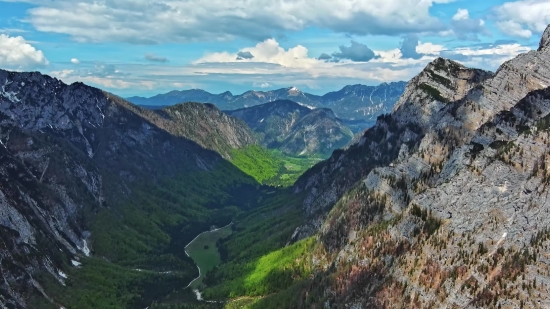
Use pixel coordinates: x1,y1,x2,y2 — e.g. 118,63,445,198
282,24,550,309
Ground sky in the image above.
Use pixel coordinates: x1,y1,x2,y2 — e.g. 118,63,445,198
0,0,548,97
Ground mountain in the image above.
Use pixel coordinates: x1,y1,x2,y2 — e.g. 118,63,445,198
156,102,256,159
127,82,407,124
0,69,272,309
226,100,353,157
198,26,550,308
321,82,407,119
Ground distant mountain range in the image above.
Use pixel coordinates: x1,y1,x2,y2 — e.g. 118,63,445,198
126,82,407,123
227,100,353,157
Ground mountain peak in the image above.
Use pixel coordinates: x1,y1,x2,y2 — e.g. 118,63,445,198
539,24,550,51
427,57,465,76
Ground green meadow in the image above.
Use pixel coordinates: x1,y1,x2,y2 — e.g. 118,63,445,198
185,224,234,289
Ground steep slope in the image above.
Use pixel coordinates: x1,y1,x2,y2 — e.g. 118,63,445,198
156,102,256,159
322,82,407,120
203,25,550,308
226,100,353,157
278,108,353,157
0,69,269,309
128,83,406,123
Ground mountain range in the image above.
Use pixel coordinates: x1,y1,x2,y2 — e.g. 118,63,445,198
226,100,353,157
1,24,550,309
126,82,407,124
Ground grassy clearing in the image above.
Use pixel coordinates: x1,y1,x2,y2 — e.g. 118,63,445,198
230,145,321,187
186,224,234,289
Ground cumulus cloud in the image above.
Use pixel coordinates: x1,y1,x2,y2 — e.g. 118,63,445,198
400,35,423,59
332,41,376,62
17,0,451,44
195,39,318,69
450,9,489,40
71,58,80,64
453,9,470,21
0,34,49,70
441,43,531,70
495,20,533,39
236,51,254,60
318,53,332,60
145,53,168,63
494,0,550,39
191,38,435,88
416,42,445,55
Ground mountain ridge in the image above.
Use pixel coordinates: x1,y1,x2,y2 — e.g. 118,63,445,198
0,68,272,309
127,82,407,123
226,100,353,157
239,24,550,308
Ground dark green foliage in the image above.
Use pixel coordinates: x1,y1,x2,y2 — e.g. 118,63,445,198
199,191,306,300
42,160,278,309
38,257,191,309
432,57,462,74
410,204,441,237
470,142,484,159
489,140,512,150
427,70,453,88
536,112,550,131
419,83,448,103
516,124,531,135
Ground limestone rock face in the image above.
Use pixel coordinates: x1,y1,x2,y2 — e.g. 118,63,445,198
289,24,550,308
539,25,550,51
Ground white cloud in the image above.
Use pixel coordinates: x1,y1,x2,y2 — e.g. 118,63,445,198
449,8,490,40
0,34,49,70
416,42,445,55
71,58,80,64
494,0,550,38
442,43,532,70
195,39,319,69
17,0,451,44
253,82,271,88
495,21,533,39
193,38,434,87
50,69,74,79
453,9,469,21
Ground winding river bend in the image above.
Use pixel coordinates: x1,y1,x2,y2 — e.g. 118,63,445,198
184,222,233,298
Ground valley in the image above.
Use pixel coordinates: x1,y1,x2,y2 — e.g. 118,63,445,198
1,20,550,309
185,223,233,289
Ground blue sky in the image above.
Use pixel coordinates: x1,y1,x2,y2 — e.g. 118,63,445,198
0,0,548,97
